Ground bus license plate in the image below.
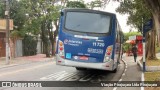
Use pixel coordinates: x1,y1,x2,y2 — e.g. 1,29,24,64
79,56,88,60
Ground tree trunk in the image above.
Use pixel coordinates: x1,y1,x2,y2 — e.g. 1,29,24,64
41,20,50,57
49,33,54,56
149,29,157,59
154,13,160,47
53,30,58,56
144,0,160,46
52,20,59,56
145,32,150,58
146,30,157,60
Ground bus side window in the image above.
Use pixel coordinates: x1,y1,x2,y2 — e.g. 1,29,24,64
116,23,120,43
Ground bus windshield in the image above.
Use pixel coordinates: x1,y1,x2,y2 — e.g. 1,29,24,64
65,12,111,34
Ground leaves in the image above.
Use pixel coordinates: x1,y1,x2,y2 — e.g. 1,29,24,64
116,0,152,32
66,1,86,8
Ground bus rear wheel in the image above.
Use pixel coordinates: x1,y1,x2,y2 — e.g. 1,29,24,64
75,67,87,70
111,68,117,73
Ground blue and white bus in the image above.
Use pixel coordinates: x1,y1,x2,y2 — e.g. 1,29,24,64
56,9,124,72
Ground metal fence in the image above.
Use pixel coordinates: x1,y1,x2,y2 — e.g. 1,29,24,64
0,35,43,57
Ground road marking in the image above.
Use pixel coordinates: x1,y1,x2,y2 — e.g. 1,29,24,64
40,71,66,80
56,72,69,81
79,74,95,81
141,72,144,90
60,73,78,81
119,79,122,82
113,59,126,90
0,62,55,77
113,87,117,90
122,73,125,76
40,71,79,81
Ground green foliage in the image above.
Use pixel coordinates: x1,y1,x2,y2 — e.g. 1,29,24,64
123,32,141,52
66,1,86,8
116,0,152,32
87,0,102,9
123,43,132,53
0,0,5,18
22,35,37,56
124,32,141,41
156,46,160,53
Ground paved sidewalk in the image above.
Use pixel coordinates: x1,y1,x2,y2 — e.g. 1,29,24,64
122,55,142,81
0,54,54,68
117,55,142,90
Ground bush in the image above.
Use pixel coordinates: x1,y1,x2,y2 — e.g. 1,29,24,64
22,35,37,56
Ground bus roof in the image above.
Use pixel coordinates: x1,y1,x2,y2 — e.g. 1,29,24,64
62,8,116,16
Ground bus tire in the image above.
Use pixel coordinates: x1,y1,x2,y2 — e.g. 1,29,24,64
111,68,117,73
111,63,118,73
76,67,86,70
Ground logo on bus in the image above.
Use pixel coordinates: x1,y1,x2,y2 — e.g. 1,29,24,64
64,39,68,44
63,39,82,46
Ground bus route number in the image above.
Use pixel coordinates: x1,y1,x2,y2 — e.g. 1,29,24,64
93,42,105,47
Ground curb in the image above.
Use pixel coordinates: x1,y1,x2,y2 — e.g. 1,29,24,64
136,59,145,90
121,59,127,79
113,59,127,90
141,72,144,90
0,58,54,69
137,60,143,71
137,59,160,71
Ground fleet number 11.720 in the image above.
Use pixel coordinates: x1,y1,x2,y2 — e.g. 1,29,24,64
93,42,105,47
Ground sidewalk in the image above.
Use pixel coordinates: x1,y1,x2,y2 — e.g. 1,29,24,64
122,55,142,80
0,54,54,68
117,55,142,90
137,53,160,71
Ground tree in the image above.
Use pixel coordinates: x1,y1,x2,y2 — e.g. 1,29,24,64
115,0,158,60
0,0,5,18
66,1,86,8
123,32,141,53
24,0,61,57
0,0,33,37
144,0,160,46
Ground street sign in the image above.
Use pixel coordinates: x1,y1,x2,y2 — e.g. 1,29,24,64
142,19,153,72
129,35,136,40
143,19,153,36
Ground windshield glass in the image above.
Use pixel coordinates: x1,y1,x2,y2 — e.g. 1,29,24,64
65,12,111,34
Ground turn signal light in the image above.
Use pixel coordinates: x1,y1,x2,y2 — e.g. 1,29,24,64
107,47,112,52
59,42,63,46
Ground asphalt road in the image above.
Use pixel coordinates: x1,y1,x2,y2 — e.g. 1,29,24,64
0,59,125,90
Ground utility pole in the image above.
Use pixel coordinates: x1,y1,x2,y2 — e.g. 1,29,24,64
142,17,146,72
5,0,10,65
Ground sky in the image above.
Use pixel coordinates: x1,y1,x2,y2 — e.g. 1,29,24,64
103,1,131,33
84,0,133,33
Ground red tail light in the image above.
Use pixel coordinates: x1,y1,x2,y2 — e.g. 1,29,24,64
58,40,65,58
60,56,64,58
106,52,111,55
104,45,113,62
59,47,63,51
